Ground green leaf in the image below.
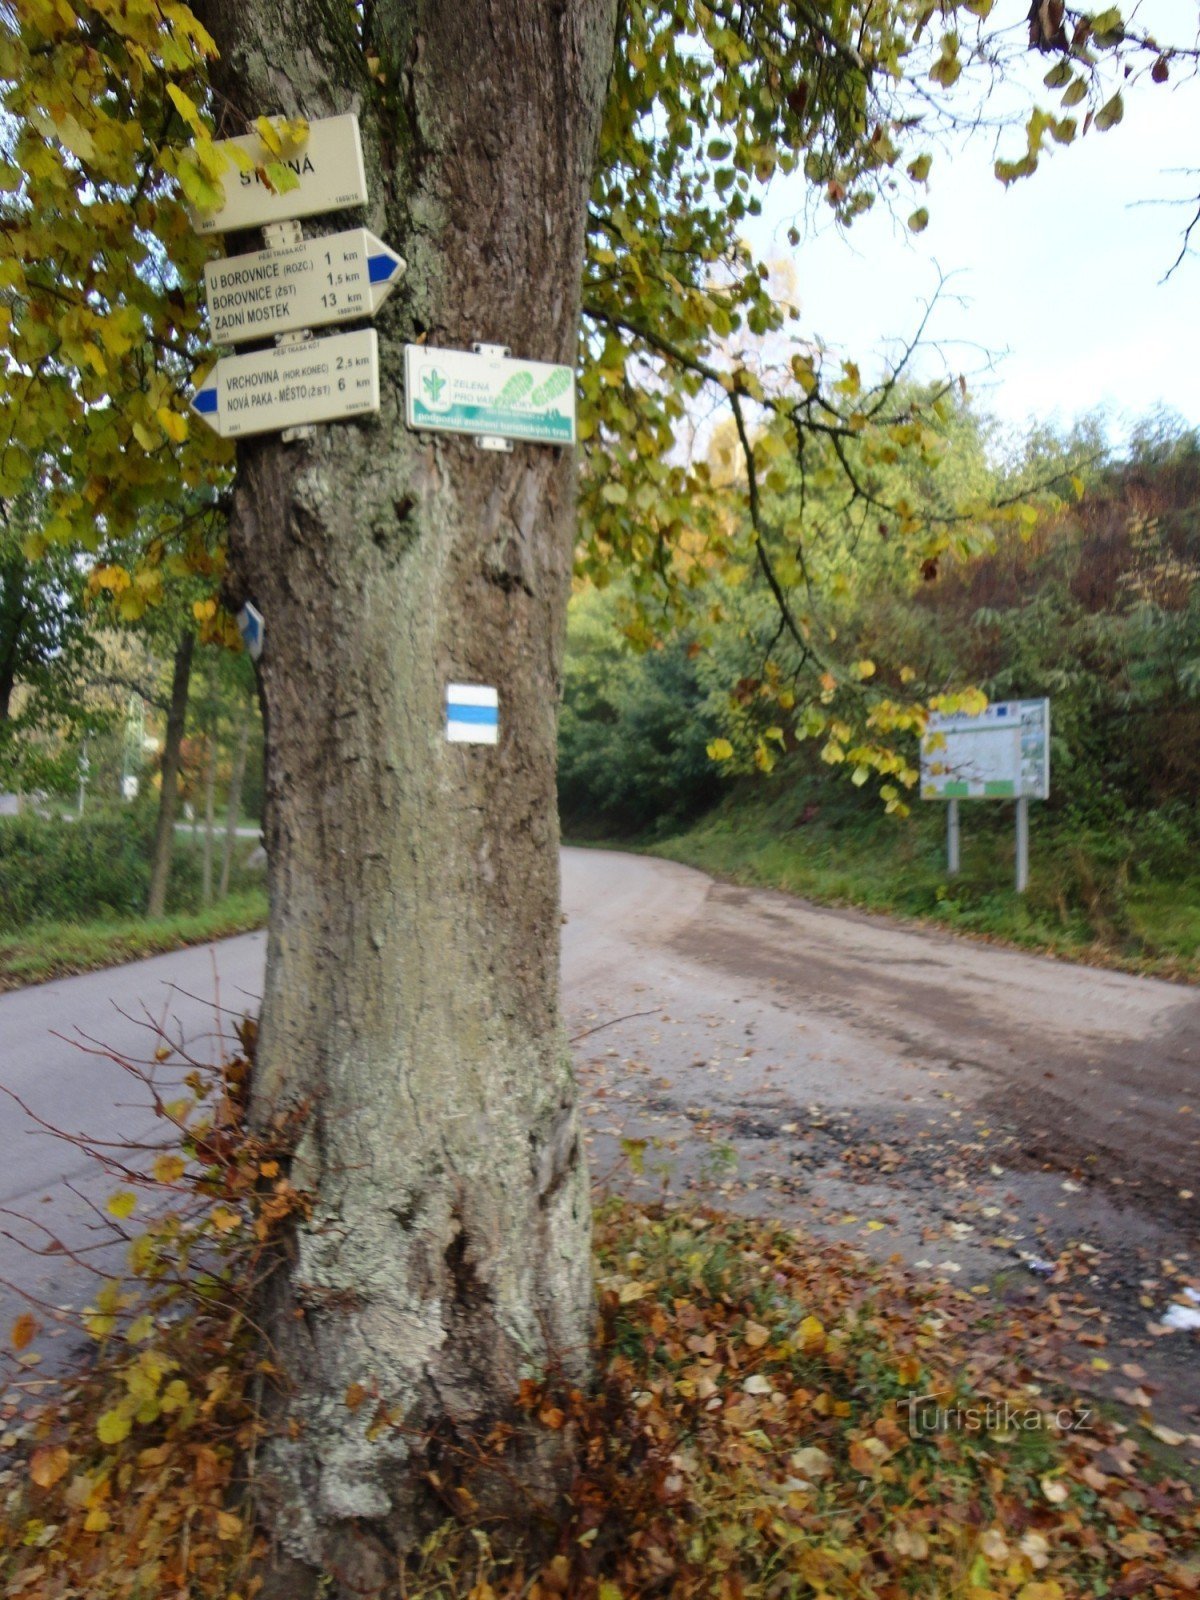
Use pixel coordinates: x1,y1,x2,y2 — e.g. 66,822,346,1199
262,159,301,195
97,1408,132,1445
1094,92,1124,131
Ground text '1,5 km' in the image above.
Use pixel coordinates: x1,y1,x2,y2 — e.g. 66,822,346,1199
204,228,405,344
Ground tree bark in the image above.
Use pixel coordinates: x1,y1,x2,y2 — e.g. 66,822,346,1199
0,559,30,723
192,0,617,1584
218,712,250,899
201,728,217,904
146,628,194,918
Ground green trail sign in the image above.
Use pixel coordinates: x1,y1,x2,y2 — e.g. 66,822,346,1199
404,344,576,446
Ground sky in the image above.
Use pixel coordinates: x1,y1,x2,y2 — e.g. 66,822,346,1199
750,1,1200,447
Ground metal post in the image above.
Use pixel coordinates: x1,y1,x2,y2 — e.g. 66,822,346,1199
77,737,89,819
947,797,960,876
1015,796,1029,894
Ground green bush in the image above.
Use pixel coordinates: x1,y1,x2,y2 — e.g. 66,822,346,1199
0,810,255,931
558,588,722,837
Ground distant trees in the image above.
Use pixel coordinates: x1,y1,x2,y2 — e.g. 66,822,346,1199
0,489,99,792
561,413,1200,833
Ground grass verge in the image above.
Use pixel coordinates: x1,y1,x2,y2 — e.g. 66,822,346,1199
0,889,268,991
636,797,1200,984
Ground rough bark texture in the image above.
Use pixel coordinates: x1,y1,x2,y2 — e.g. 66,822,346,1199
146,628,194,917
190,0,617,1586
0,563,27,722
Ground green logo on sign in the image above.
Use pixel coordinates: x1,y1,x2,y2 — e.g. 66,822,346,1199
529,368,571,407
422,366,450,411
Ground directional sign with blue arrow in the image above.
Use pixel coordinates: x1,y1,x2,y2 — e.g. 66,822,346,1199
203,228,405,345
191,329,380,440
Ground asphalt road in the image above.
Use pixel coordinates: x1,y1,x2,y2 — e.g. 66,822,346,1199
1,849,1196,1431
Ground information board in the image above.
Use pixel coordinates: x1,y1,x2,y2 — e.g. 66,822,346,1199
920,699,1050,801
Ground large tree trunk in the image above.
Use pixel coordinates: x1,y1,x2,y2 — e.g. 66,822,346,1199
0,559,29,722
146,628,194,918
193,0,617,1585
218,711,249,899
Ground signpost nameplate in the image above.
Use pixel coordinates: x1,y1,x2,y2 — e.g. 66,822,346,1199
190,114,368,235
190,329,379,439
204,228,405,343
404,344,575,445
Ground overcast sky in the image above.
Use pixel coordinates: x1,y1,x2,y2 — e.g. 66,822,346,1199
752,2,1200,448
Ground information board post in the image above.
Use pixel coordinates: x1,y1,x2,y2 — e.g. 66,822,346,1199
947,797,961,876
1015,797,1030,895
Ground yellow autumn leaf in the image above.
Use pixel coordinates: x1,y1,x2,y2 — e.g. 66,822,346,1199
706,738,734,760
55,113,97,163
10,1312,38,1350
166,82,205,137
216,1509,243,1540
153,1153,186,1184
797,1314,826,1354
254,115,283,155
106,1190,137,1219
156,405,187,443
618,1280,652,1304
30,1445,70,1489
160,1378,190,1412
84,1507,111,1532
96,1408,132,1445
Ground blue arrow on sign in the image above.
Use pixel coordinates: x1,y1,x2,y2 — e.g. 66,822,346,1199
365,233,406,307
368,250,402,284
238,602,264,662
192,384,218,415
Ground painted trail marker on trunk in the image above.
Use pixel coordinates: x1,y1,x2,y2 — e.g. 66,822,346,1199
190,114,368,235
190,329,379,439
446,685,499,745
204,228,405,344
405,344,575,446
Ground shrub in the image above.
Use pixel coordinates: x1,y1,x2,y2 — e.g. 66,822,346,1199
0,809,252,930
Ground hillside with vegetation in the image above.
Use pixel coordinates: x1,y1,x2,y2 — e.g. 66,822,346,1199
560,413,1200,978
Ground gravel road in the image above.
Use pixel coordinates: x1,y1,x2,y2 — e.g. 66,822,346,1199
1,849,1195,1437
